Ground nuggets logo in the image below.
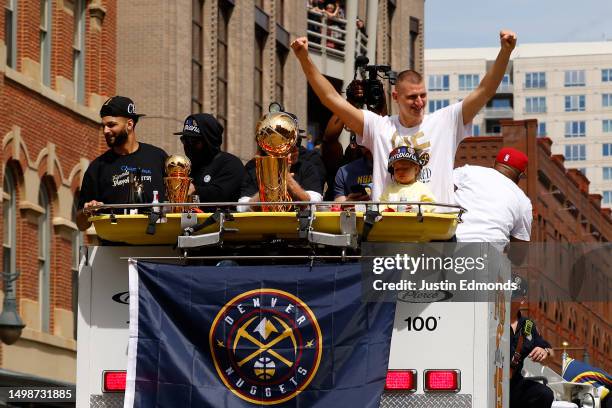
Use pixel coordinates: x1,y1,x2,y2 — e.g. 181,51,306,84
210,289,322,405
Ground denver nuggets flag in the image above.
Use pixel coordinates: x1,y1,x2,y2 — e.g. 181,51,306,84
124,260,395,408
562,358,611,400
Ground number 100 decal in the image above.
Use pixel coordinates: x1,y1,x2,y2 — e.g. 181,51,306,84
404,316,439,331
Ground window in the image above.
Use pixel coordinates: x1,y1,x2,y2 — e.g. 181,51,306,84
275,49,287,106
5,0,17,68
604,120,612,133
191,0,203,113
3,169,17,294
386,1,395,67
603,191,612,205
459,74,479,91
603,94,612,107
491,98,511,108
565,121,585,138
409,17,419,71
525,72,545,88
217,3,231,129
73,0,86,104
40,0,52,86
429,99,449,113
38,183,52,333
500,74,511,86
603,69,612,82
525,97,546,113
254,29,266,123
428,75,449,91
472,124,480,136
603,143,612,156
564,144,586,161
565,95,585,112
538,122,546,137
564,70,585,87
603,167,612,180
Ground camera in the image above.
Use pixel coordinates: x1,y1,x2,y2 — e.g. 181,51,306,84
347,55,397,111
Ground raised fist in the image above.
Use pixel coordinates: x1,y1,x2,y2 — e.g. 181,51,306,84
291,37,309,60
499,30,517,52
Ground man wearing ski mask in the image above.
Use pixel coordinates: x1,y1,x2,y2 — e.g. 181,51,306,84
174,113,244,203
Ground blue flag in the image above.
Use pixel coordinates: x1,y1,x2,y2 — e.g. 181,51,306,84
562,358,611,400
125,261,395,408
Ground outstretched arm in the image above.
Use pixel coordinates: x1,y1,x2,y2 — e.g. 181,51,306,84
462,30,516,125
291,37,364,135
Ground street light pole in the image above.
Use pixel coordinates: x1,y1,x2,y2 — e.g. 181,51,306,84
0,269,25,345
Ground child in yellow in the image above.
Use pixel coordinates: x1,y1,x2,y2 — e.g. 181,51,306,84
380,146,436,212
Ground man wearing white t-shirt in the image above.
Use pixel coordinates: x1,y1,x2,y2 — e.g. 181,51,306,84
290,30,517,205
454,147,532,245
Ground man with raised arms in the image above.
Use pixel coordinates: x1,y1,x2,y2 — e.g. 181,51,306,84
290,31,517,206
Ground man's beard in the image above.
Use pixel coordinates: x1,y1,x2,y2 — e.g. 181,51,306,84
106,128,128,148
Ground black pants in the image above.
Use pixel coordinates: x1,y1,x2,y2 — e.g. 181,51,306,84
510,375,554,408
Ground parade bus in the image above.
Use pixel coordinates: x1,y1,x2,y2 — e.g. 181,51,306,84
75,202,602,408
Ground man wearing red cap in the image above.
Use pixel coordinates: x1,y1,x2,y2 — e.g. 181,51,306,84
453,147,532,244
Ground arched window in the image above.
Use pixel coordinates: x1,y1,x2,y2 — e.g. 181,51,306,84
3,168,17,286
38,182,52,333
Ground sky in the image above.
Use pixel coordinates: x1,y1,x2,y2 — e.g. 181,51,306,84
425,0,612,49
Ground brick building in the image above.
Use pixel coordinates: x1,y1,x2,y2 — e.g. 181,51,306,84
0,0,115,386
457,120,612,373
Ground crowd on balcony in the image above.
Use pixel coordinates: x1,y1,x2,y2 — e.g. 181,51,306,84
307,0,346,51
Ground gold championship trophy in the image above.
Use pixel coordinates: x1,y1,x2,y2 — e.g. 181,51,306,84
164,155,192,213
254,111,299,212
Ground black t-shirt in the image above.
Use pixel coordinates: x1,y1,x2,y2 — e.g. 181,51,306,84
298,146,326,190
78,143,168,209
191,151,245,203
510,316,551,378
240,158,323,198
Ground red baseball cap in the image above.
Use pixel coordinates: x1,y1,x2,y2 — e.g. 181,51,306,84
495,147,528,173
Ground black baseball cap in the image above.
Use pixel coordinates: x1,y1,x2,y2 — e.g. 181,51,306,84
100,96,146,120
174,115,204,138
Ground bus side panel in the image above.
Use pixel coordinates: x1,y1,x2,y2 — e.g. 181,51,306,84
76,246,175,407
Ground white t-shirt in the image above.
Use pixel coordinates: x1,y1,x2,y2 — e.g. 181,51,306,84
453,165,532,244
358,101,470,205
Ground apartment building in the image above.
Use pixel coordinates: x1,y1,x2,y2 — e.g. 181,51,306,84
426,42,612,207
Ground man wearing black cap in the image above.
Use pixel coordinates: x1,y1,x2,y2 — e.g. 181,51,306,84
174,113,244,204
76,96,168,231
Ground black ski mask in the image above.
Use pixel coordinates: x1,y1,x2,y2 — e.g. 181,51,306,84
175,113,223,167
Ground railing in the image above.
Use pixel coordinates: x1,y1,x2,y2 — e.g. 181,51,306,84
306,9,368,59
483,106,514,118
496,83,514,93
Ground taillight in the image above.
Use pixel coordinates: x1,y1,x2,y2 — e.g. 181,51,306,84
103,371,126,392
423,369,460,392
385,369,417,391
